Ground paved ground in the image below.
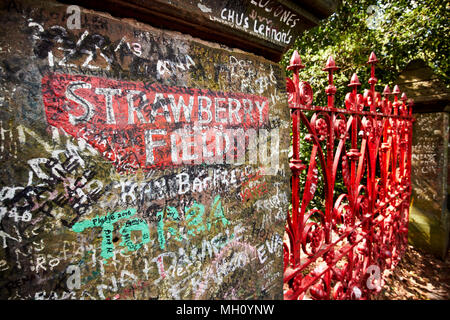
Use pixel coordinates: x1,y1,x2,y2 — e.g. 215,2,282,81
376,245,450,300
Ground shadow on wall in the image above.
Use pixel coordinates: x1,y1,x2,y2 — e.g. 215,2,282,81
409,200,449,260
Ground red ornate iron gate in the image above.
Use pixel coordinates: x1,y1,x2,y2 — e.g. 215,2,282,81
283,51,414,300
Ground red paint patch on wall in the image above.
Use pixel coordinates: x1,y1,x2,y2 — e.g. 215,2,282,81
42,73,269,173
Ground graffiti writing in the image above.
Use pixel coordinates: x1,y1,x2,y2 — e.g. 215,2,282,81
42,73,276,173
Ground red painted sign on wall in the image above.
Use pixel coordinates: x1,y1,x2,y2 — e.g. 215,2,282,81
42,73,269,172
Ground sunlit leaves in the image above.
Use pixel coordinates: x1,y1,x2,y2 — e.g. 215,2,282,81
282,0,449,108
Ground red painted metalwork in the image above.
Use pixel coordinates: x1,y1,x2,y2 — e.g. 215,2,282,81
284,51,414,300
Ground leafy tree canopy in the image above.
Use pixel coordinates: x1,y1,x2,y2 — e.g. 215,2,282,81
282,0,449,107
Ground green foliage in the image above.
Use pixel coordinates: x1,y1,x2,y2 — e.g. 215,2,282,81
282,0,449,107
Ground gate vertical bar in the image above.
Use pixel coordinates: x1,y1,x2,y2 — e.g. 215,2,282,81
287,51,306,267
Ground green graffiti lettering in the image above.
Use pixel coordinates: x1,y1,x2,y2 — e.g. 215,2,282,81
207,195,230,231
119,218,151,253
156,196,230,250
156,206,179,250
72,208,140,263
186,202,205,237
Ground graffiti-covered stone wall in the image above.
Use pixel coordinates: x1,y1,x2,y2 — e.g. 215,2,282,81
0,0,291,299
397,60,450,259
66,0,337,62
410,113,449,259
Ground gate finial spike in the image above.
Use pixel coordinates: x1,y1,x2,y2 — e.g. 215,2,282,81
287,50,305,71
368,52,378,64
393,85,401,95
348,73,361,87
383,85,391,96
401,92,407,101
323,55,339,71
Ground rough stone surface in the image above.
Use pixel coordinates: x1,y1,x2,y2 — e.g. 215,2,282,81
410,112,449,259
0,0,290,299
65,0,338,62
397,60,450,113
